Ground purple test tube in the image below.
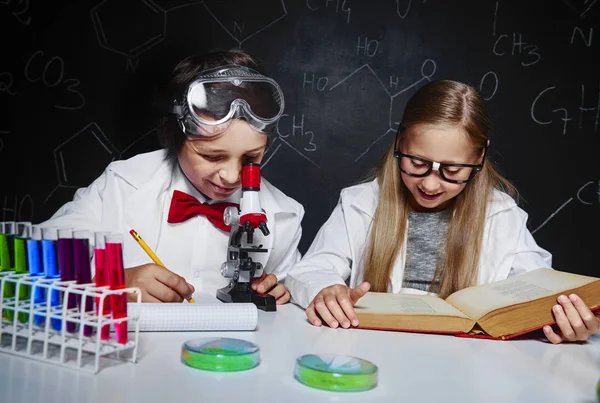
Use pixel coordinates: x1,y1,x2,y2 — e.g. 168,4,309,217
57,228,76,333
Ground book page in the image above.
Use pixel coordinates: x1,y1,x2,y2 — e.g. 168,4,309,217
445,268,597,320
126,302,258,332
355,292,470,318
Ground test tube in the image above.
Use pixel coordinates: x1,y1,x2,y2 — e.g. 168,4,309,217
57,228,77,333
105,233,128,344
15,222,32,323
1,222,16,320
94,232,110,340
42,227,62,331
73,230,94,337
27,225,45,326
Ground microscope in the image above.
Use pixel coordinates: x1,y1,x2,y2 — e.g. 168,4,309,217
216,163,276,311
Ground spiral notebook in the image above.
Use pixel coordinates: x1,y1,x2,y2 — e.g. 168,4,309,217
126,302,258,332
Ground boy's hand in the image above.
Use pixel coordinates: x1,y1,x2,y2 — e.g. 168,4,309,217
125,263,195,303
251,272,290,304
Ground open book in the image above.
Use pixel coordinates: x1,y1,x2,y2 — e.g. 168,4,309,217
354,268,600,339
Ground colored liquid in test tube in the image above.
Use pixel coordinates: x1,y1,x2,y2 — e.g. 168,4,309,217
57,228,77,333
0,222,16,321
15,222,32,323
2,222,16,268
27,226,46,327
94,232,110,340
42,228,62,331
105,233,128,344
73,230,94,337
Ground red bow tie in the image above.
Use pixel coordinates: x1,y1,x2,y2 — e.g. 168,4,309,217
167,190,239,232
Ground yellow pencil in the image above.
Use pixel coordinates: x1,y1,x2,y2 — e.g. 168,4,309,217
129,229,195,303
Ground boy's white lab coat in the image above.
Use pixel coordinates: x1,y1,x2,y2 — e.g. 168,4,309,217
41,150,304,297
286,179,552,309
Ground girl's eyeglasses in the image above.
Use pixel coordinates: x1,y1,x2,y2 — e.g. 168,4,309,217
393,147,486,184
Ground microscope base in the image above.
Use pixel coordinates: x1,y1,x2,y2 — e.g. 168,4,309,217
217,281,276,312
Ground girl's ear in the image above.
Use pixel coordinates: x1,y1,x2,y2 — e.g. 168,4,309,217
476,140,490,164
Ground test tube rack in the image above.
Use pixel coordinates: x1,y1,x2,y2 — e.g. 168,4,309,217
0,272,142,374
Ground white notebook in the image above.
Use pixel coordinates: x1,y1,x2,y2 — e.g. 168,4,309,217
126,302,258,332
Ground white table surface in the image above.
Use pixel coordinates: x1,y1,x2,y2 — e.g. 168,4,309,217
1,303,599,403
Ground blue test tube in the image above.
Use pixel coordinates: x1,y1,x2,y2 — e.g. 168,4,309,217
27,225,46,326
42,227,62,331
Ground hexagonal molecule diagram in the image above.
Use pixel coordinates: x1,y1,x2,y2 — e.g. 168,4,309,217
91,0,166,59
52,122,119,191
326,59,436,163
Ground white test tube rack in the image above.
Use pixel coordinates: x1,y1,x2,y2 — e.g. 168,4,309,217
0,272,142,374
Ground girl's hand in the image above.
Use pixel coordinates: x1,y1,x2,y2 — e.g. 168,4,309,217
251,272,290,304
125,263,195,303
543,294,600,344
306,282,371,329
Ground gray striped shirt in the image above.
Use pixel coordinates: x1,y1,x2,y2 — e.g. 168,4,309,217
403,210,451,292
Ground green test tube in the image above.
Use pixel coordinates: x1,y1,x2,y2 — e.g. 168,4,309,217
15,222,32,323
0,222,17,321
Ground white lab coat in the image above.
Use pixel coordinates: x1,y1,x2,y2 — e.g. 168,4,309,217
286,179,552,309
40,149,304,298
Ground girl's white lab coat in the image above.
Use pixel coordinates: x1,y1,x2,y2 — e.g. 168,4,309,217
41,150,304,298
286,179,552,309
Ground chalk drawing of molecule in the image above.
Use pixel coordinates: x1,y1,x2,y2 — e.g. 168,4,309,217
91,0,287,62
563,0,598,18
91,0,167,59
46,122,158,202
203,0,287,47
328,59,437,162
532,180,600,234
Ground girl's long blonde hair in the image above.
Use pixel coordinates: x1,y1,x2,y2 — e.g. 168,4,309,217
363,80,516,298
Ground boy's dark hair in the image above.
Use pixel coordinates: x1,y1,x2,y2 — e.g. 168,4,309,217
158,49,271,162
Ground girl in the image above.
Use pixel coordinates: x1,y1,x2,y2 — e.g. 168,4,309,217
286,80,599,344
41,50,304,304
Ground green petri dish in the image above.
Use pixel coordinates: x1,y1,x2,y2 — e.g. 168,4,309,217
294,354,378,392
181,338,260,372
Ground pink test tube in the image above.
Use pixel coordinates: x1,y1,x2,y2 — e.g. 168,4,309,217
105,233,127,344
93,232,110,340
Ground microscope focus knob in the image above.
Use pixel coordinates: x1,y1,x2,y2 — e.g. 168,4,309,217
223,206,239,226
221,261,238,278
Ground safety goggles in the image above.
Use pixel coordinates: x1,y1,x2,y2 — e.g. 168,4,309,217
172,65,285,138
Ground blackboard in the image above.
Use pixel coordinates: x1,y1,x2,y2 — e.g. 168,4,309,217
1,0,598,277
